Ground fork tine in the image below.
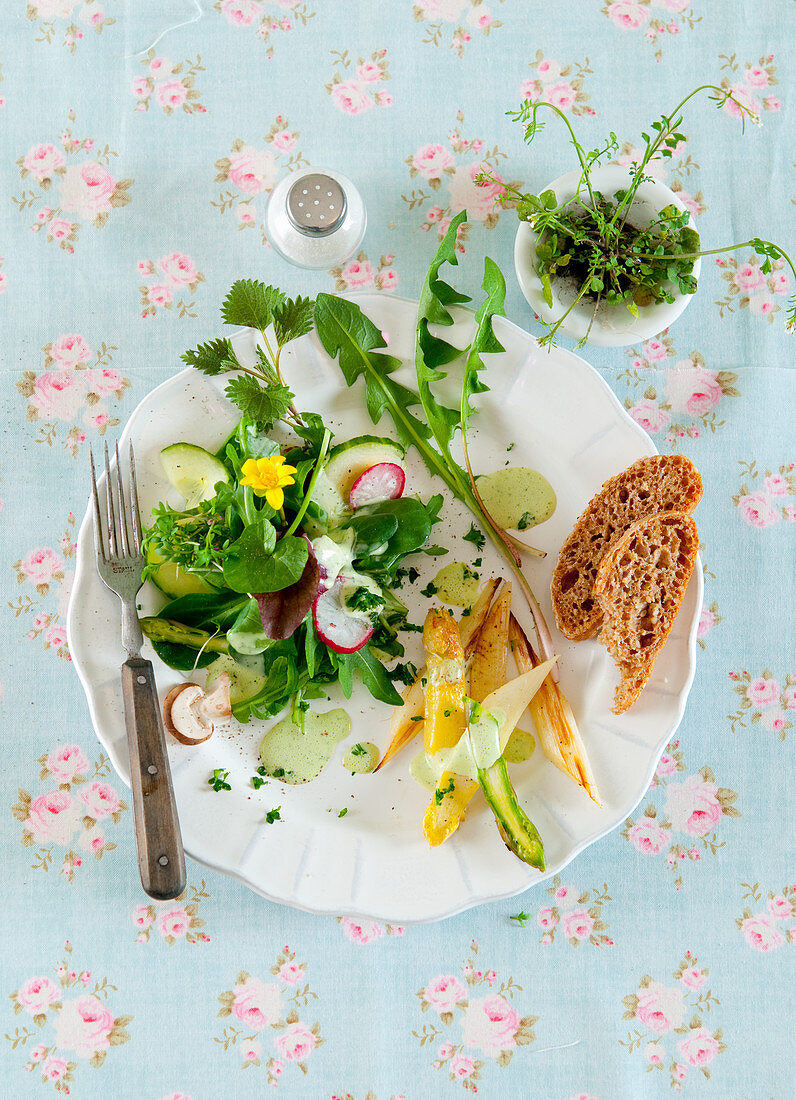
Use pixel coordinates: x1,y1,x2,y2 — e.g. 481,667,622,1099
129,442,143,554
114,441,129,558
104,440,118,558
90,448,107,562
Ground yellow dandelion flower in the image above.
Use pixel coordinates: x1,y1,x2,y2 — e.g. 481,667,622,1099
240,454,297,511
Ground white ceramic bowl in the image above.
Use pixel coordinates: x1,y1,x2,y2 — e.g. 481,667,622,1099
514,165,702,347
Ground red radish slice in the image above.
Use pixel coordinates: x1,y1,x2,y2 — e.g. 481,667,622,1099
313,581,374,653
349,463,406,510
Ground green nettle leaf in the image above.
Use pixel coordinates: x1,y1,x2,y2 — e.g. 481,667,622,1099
224,376,295,430
222,517,278,593
221,279,286,331
181,337,236,375
273,296,315,346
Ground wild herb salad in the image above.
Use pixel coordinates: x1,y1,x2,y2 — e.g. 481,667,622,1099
140,279,442,723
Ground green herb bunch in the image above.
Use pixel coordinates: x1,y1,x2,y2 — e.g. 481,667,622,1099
479,84,796,347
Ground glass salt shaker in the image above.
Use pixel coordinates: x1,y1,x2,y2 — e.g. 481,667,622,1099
265,167,366,270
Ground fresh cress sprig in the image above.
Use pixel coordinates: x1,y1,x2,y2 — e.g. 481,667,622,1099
479,84,796,346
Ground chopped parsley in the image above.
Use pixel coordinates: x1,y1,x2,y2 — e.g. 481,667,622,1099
251,775,267,790
420,581,438,598
473,557,482,568
390,660,418,686
434,778,456,805
462,565,479,582
507,442,515,452
393,566,420,588
265,806,281,824
510,910,530,926
461,607,471,617
256,765,267,776
463,523,485,551
208,768,231,792
350,743,367,758
410,716,423,722
337,808,348,818
401,622,423,633
272,767,285,778
517,512,535,531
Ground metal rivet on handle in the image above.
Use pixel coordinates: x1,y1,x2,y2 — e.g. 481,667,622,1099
287,173,347,236
137,675,146,685
147,764,158,776
158,855,169,867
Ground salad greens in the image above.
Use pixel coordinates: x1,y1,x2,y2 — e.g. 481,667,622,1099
142,280,444,721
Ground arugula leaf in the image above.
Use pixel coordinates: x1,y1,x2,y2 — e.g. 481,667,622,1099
273,296,315,346
181,337,236,375
335,645,404,707
463,523,485,550
314,294,458,495
293,411,331,452
415,209,470,475
224,375,295,430
221,279,286,331
461,257,506,434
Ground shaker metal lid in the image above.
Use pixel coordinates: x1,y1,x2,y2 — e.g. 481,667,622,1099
287,174,347,236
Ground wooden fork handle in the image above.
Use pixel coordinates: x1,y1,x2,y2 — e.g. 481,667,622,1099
121,658,187,900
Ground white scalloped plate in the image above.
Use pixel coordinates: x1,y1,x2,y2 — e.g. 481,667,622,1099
67,293,702,923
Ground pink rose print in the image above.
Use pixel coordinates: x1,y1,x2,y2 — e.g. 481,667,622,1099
449,1052,477,1078
331,80,372,114
739,913,785,951
157,907,192,940
30,1043,48,1062
54,995,115,1058
77,781,121,820
461,994,520,1057
274,1020,317,1061
45,744,89,783
627,817,668,854
677,1027,721,1067
679,967,706,991
767,894,794,919
58,161,116,219
134,905,154,930
664,776,723,838
605,1,648,30
423,975,467,1015
133,51,206,115
562,908,595,941
411,142,455,182
22,143,66,182
138,251,204,318
326,47,390,114
229,145,277,194
277,962,304,984
41,1056,69,1080
24,791,81,846
271,129,297,153
414,0,503,57
17,975,61,1016
644,1040,665,1065
232,976,282,1031
734,261,766,292
636,980,686,1034
340,258,375,288
764,474,790,496
746,676,781,708
50,333,92,368
629,399,671,435
536,906,559,929
447,161,504,221
19,547,65,587
339,918,384,944
29,0,115,46
664,365,723,417
216,956,323,1081
214,0,316,61
737,491,780,528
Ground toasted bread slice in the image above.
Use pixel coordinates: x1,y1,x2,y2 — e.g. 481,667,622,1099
593,511,699,713
551,455,702,641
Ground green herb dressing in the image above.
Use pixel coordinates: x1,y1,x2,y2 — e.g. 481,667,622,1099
258,708,351,784
476,467,556,530
410,749,438,792
432,562,482,607
503,728,536,764
343,741,380,774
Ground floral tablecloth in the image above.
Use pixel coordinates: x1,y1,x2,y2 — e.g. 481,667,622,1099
1,2,795,1098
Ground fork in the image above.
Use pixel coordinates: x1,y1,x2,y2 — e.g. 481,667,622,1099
91,441,186,900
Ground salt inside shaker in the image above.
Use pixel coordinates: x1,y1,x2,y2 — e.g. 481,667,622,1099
265,167,366,270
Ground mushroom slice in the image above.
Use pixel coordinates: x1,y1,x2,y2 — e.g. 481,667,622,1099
163,674,231,745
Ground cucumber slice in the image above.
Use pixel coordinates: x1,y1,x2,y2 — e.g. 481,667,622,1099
160,443,231,508
145,545,218,599
323,435,405,498
205,654,267,706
